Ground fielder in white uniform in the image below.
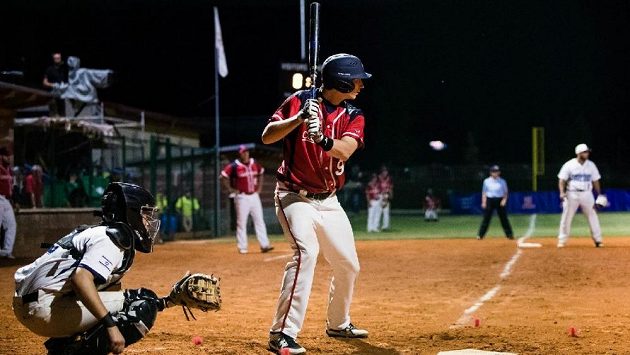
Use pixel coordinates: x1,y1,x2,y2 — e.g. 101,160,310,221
12,183,177,354
557,143,604,248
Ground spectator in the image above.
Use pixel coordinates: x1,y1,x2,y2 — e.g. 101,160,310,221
477,165,514,240
65,172,88,207
11,166,28,209
25,165,44,208
423,188,440,222
0,147,16,259
365,173,381,232
220,145,273,254
42,52,68,117
377,165,394,231
155,191,170,242
175,190,200,232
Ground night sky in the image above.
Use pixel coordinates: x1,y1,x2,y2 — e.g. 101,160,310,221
2,0,629,172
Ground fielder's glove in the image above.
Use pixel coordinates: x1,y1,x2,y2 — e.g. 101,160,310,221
165,272,221,320
595,194,608,210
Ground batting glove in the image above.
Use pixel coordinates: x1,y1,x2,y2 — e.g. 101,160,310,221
307,117,323,143
299,99,320,121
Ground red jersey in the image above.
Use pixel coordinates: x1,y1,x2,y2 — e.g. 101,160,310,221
0,164,12,198
365,181,380,201
221,159,264,194
424,196,439,209
378,175,393,194
25,174,43,197
271,90,366,193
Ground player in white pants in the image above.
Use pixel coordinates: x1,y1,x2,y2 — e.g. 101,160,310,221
365,174,382,232
557,143,603,248
221,145,273,254
377,166,393,230
12,183,173,354
262,54,371,354
0,147,16,259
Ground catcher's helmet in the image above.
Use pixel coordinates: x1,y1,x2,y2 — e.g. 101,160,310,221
321,53,372,93
102,182,160,253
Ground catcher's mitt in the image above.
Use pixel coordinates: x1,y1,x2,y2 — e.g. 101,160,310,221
167,272,221,320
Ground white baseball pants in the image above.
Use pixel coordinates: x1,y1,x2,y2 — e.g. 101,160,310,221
558,191,602,245
270,191,360,339
367,198,382,232
234,192,270,251
0,195,16,256
13,290,125,338
425,209,438,220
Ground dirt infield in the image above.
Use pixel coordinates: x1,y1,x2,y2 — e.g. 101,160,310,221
2,236,630,354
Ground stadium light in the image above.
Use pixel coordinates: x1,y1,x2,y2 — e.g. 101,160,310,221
292,73,304,90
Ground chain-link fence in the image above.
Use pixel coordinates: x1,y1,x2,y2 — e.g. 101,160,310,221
41,134,225,238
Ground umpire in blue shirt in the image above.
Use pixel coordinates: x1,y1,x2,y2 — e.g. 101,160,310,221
477,165,514,240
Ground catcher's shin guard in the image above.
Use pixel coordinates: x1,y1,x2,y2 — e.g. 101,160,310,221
53,288,161,355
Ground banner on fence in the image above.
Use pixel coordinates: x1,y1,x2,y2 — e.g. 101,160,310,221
450,189,630,214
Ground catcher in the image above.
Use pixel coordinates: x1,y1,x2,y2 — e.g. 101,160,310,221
12,183,220,354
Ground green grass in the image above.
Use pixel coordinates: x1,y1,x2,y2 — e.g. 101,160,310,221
238,212,630,244
342,212,630,241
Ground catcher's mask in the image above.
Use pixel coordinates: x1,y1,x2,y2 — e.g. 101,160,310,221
102,182,160,253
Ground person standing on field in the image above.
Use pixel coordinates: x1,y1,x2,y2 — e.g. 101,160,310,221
365,173,381,232
477,165,514,240
377,166,393,231
262,53,371,354
220,145,273,254
557,143,604,248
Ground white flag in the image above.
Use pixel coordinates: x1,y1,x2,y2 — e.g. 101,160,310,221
214,7,228,78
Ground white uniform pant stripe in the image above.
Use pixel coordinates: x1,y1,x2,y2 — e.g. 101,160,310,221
558,191,602,244
13,290,125,338
270,192,360,339
234,193,270,251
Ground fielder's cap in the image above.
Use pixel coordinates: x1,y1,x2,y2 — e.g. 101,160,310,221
238,145,249,154
489,165,501,172
575,143,590,155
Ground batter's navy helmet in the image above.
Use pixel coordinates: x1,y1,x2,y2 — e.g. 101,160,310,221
321,53,372,93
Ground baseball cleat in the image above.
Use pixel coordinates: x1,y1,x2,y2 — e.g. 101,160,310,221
238,249,248,254
268,332,306,354
326,323,368,338
595,242,603,248
557,242,565,248
261,246,275,253
506,235,514,240
476,236,484,240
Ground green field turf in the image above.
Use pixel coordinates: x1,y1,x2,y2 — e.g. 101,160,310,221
342,211,630,241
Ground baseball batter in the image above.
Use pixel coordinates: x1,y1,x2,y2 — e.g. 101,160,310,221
557,143,604,248
262,53,371,354
12,183,221,354
220,145,273,254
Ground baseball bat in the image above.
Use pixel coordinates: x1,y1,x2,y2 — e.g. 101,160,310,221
308,2,321,98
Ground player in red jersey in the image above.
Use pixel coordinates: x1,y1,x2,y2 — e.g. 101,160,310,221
262,54,371,354
220,145,273,254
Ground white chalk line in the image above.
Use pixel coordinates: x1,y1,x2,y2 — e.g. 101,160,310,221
263,253,293,262
450,214,537,329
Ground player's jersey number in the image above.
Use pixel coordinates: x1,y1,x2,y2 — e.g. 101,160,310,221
335,161,345,176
